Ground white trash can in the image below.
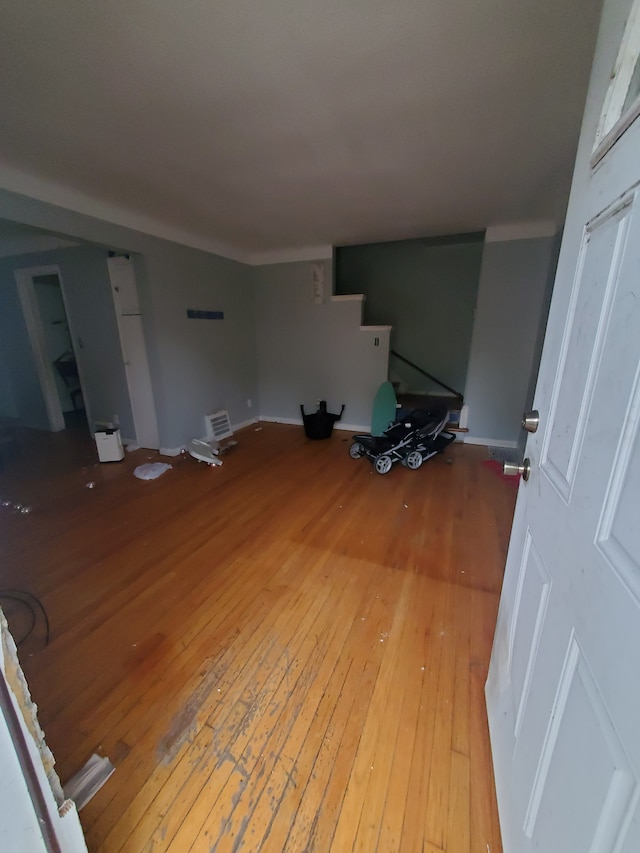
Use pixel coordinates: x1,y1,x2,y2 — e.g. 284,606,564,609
95,428,124,462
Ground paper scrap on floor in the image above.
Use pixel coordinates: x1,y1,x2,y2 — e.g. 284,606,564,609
134,462,172,480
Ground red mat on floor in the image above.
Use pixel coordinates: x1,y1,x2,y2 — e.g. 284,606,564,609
482,459,520,487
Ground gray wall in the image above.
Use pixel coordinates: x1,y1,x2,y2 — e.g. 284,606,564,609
33,276,75,412
0,354,18,419
0,262,49,428
0,245,135,436
254,260,389,429
0,190,256,450
464,235,559,445
139,244,256,448
0,187,559,450
335,235,483,395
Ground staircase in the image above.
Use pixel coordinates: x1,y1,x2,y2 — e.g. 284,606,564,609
390,351,467,433
395,391,467,433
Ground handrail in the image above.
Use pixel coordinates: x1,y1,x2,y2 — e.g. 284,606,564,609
390,350,464,401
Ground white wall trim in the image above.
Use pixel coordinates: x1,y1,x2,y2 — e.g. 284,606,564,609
159,416,259,455
107,258,160,450
0,235,79,259
259,415,369,432
485,221,559,243
232,416,259,431
330,294,364,303
247,245,333,266
160,417,370,452
465,435,518,448
360,325,392,332
335,422,369,432
0,168,336,267
0,167,559,265
259,416,301,426
0,164,250,263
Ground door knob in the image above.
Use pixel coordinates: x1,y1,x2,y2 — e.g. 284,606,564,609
522,410,540,433
503,458,531,481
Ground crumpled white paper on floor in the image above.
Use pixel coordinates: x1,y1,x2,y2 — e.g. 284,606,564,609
133,462,172,480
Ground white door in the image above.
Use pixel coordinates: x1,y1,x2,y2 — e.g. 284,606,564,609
486,1,640,851
107,255,160,450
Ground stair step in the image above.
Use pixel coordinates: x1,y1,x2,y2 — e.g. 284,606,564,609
397,392,463,411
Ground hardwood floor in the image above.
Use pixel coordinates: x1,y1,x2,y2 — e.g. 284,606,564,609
0,422,516,852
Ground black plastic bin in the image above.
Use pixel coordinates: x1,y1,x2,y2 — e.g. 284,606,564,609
300,401,345,440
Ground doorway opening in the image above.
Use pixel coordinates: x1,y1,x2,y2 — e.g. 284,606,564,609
14,265,90,433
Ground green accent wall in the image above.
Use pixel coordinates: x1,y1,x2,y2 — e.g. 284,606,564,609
335,234,484,396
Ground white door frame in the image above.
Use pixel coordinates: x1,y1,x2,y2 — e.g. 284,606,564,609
107,255,160,449
14,265,91,433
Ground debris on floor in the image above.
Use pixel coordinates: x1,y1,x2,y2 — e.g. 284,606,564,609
187,439,223,467
134,462,172,481
64,753,115,811
0,499,33,514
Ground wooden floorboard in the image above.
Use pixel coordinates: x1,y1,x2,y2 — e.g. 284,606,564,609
0,421,516,852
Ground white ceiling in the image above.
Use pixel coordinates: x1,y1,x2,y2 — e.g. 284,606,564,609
0,1,602,263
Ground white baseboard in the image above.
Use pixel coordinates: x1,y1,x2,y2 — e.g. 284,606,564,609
161,416,367,454
335,422,369,433
159,445,185,457
258,416,369,433
330,294,364,303
259,416,301,426
464,436,518,448
232,416,259,431
159,417,257,457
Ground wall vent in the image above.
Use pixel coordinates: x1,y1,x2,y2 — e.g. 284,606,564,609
205,410,234,441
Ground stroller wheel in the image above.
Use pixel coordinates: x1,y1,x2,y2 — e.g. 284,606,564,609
349,441,365,459
404,450,423,470
375,455,393,475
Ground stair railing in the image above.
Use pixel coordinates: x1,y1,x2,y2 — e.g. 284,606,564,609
390,350,464,402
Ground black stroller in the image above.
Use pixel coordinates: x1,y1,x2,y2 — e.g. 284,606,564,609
349,401,455,474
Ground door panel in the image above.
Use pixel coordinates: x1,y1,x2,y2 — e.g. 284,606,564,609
543,201,631,499
526,637,636,852
596,343,640,598
509,533,551,740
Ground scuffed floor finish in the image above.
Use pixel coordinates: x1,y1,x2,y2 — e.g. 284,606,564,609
0,422,516,852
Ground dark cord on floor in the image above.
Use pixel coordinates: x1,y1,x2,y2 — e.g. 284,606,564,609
0,590,50,647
